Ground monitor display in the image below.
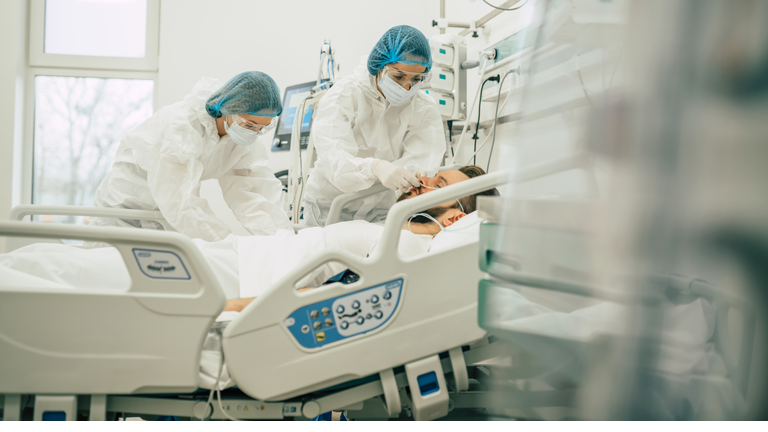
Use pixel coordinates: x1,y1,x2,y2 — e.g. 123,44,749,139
278,83,314,135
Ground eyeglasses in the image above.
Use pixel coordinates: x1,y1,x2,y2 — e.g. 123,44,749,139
381,66,432,89
230,115,278,136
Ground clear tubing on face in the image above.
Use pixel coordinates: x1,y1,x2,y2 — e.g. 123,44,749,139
418,183,465,213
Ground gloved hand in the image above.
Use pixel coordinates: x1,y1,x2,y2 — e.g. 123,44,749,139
413,168,427,179
371,160,421,192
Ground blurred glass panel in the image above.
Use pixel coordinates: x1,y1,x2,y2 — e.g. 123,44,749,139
45,0,148,58
32,76,154,223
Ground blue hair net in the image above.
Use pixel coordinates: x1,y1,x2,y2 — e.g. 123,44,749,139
367,25,432,76
205,71,283,119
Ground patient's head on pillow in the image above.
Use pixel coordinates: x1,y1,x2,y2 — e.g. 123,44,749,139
397,165,500,232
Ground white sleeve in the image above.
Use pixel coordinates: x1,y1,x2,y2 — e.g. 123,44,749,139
392,96,446,175
219,142,292,236
146,137,232,242
311,83,379,194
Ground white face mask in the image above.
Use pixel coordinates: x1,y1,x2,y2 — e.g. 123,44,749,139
224,116,260,146
378,73,422,105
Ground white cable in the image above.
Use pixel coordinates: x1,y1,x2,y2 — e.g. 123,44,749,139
450,57,490,164
464,72,516,164
212,328,241,421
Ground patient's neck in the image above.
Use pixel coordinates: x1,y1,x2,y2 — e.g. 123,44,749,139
402,221,442,236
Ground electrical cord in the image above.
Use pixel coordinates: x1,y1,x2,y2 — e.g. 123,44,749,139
464,69,516,167
473,75,500,165
450,56,492,164
486,70,514,171
482,0,529,12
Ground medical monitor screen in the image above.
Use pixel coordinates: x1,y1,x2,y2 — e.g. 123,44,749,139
278,82,315,135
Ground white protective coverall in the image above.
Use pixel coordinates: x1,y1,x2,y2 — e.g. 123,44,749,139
91,78,291,241
302,60,446,226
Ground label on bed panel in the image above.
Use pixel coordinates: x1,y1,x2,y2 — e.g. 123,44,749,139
284,279,404,349
132,248,191,280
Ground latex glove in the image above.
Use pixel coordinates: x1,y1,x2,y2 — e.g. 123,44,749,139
413,168,427,180
371,160,421,192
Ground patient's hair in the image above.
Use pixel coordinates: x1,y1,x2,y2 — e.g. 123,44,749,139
410,165,500,224
456,165,500,214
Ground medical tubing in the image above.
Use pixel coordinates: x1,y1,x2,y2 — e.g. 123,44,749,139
473,76,500,164
213,328,241,421
450,58,489,164
465,70,516,165
486,69,514,171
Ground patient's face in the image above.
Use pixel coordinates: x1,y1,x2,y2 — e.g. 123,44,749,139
396,170,470,202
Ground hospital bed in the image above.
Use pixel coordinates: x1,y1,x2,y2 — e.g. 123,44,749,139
1,154,599,421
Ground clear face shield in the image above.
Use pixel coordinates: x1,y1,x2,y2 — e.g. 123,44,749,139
230,114,278,136
380,66,432,89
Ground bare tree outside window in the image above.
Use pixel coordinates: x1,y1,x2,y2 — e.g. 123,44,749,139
33,76,153,223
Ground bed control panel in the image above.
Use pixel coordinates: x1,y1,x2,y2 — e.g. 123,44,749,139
132,248,191,280
284,279,404,349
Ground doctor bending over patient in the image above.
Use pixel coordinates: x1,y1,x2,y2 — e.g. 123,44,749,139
224,165,499,312
302,25,447,227
91,72,292,241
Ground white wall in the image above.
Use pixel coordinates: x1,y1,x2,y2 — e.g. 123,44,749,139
0,0,28,251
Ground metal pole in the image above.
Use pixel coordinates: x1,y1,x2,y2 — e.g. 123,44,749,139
440,0,446,34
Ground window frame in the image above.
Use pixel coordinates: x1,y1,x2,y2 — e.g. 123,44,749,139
28,0,160,72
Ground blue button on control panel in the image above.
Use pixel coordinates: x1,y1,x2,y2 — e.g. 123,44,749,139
284,279,403,349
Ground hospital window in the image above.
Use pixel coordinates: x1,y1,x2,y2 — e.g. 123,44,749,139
31,76,154,223
26,0,160,223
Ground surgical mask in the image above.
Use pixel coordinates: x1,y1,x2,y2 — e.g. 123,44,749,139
224,116,260,146
378,73,422,105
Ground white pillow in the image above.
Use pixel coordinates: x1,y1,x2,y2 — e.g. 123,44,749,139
430,211,483,252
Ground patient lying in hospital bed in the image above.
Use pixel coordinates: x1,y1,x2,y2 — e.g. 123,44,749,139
0,165,499,305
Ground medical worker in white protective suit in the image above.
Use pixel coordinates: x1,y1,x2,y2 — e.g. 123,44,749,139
302,25,446,226
91,72,292,241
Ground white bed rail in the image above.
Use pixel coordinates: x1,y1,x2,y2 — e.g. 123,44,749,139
0,221,226,394
325,164,463,226
9,204,172,229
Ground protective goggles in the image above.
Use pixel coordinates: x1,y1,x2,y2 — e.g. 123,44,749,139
381,66,432,88
231,114,278,136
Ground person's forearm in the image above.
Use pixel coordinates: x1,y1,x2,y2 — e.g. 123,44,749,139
225,288,315,312
225,297,255,312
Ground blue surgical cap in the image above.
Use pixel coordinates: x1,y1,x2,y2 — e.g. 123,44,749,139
205,71,283,119
367,25,432,76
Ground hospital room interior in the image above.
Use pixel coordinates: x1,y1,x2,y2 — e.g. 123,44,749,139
1,0,768,423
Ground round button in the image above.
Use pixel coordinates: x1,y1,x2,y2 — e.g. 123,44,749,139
321,307,330,316
352,300,360,309
340,321,349,330
324,318,333,327
284,317,295,327
356,316,365,325
366,313,372,320
375,310,384,319
301,325,310,334
383,291,392,300
336,305,345,314
313,321,322,330
371,295,379,304
310,310,319,319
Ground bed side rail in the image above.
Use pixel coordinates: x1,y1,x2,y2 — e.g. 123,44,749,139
0,221,225,316
9,204,172,229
